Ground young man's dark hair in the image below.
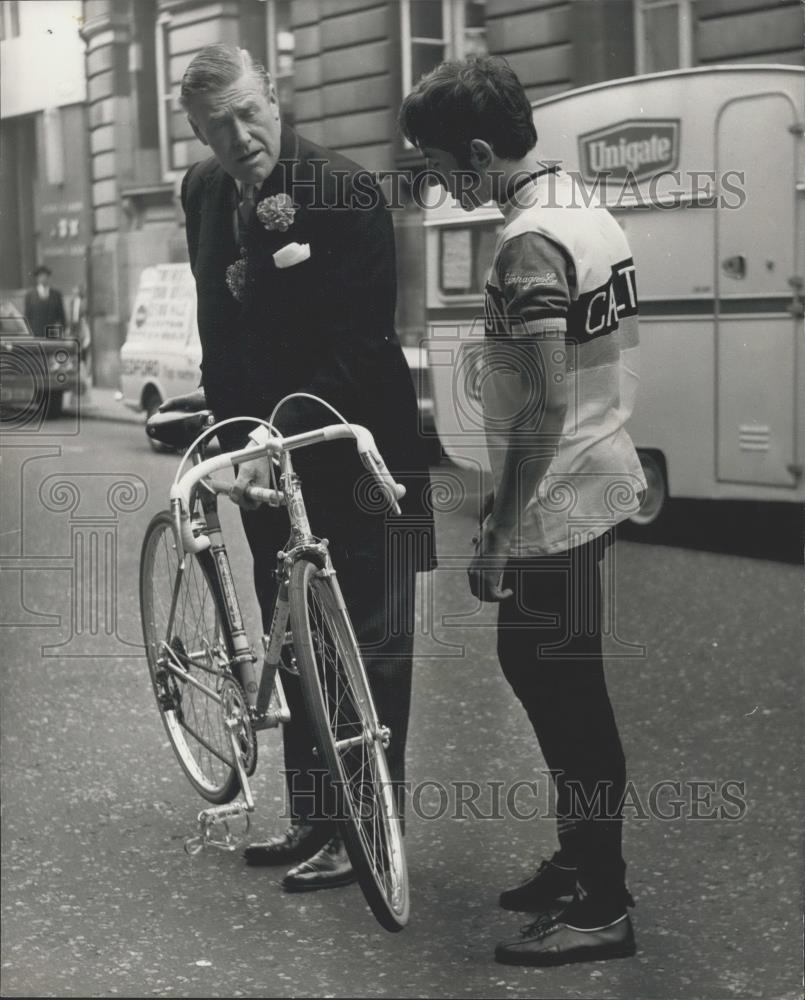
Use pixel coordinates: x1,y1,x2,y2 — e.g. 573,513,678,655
398,55,537,164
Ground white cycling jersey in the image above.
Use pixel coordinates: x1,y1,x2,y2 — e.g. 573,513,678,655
483,168,647,555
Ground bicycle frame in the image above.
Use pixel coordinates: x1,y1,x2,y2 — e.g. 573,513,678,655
168,425,404,853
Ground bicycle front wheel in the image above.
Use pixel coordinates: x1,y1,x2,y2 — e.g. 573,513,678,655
289,558,409,931
140,511,254,804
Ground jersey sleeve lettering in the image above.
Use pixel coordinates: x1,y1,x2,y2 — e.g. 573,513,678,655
487,233,574,337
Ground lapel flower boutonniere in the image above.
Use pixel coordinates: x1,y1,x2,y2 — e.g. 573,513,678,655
225,250,248,302
256,192,296,232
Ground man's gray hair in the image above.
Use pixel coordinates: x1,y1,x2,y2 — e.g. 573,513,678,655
180,44,271,111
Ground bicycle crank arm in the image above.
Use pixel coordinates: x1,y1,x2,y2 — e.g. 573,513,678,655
184,713,257,856
226,715,255,811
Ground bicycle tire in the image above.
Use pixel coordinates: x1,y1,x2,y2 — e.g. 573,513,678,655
288,557,409,931
140,510,255,804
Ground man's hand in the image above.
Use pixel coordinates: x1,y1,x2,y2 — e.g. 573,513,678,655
467,516,514,603
158,387,207,413
229,455,273,511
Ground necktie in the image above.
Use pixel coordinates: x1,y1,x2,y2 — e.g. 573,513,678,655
237,185,255,246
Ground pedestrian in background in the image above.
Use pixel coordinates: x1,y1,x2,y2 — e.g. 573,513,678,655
69,285,92,396
400,55,646,967
24,265,66,339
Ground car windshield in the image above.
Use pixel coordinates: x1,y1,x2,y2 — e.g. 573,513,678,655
0,302,32,336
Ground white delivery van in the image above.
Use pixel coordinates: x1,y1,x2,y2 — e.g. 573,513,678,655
424,66,805,521
120,263,202,442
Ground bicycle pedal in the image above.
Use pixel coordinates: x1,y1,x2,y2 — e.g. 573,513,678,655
184,835,205,856
184,801,252,855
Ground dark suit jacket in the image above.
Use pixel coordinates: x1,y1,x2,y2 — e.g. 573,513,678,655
181,125,436,571
24,288,66,339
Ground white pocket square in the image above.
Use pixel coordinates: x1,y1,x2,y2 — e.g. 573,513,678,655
273,242,310,269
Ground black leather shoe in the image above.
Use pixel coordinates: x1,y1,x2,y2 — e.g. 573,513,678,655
243,822,331,867
499,858,578,912
282,835,356,892
495,911,636,967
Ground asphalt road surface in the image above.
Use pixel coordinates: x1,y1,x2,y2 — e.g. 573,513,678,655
1,418,802,998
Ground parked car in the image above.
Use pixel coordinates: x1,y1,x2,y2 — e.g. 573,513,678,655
0,299,79,422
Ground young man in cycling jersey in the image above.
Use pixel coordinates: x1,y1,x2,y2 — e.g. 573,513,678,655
401,55,646,967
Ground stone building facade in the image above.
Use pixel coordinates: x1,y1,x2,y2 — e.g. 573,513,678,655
1,0,801,385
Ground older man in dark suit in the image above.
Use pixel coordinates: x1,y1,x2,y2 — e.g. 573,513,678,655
161,44,435,892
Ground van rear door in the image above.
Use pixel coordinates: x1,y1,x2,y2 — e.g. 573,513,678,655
715,90,802,489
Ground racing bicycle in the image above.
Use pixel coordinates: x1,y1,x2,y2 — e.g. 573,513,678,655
138,398,409,931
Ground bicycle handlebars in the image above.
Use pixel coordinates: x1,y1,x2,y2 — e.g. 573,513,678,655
169,422,406,555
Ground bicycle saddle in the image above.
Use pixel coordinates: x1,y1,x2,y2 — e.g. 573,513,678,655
146,409,216,449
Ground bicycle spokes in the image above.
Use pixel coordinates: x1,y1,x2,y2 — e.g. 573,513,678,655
307,585,403,906
142,512,247,804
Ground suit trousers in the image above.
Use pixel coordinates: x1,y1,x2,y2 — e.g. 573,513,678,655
241,506,416,829
496,531,627,899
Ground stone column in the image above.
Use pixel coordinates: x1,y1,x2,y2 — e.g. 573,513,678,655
80,0,135,387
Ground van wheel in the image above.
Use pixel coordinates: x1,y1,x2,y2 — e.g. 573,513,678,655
144,390,171,453
631,451,666,525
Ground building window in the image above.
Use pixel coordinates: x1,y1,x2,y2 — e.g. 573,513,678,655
400,0,486,147
0,1,20,41
401,0,487,99
266,0,295,125
455,0,487,60
155,13,181,180
132,0,160,153
634,0,693,74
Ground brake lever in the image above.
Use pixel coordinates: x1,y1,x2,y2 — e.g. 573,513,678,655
360,450,405,515
170,495,210,554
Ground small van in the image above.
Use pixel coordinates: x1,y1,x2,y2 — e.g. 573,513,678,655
120,263,201,445
423,66,805,522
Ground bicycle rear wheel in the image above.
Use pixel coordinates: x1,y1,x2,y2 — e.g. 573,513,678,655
289,557,409,931
140,511,255,804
